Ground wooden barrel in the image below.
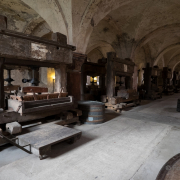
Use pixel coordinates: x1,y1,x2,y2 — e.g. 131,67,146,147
156,153,180,180
177,99,180,112
78,101,105,124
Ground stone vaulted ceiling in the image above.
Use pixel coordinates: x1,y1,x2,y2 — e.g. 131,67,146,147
1,0,180,71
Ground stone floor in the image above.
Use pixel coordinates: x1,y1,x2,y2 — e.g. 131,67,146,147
0,94,180,180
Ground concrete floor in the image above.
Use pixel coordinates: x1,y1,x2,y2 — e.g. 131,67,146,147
1,94,180,180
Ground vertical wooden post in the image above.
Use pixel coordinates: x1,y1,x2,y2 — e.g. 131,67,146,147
125,76,133,89
0,58,4,109
80,64,87,101
31,67,39,86
106,52,116,102
34,67,39,86
55,64,67,92
80,73,83,100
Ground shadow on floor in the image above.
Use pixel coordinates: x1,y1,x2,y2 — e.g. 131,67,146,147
104,110,120,122
0,108,128,160
49,134,96,159
0,143,12,151
48,111,121,159
163,108,178,113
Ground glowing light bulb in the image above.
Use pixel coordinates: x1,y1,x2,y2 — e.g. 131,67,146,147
52,75,55,80
94,76,97,82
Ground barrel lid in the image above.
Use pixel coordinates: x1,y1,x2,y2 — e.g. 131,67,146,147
156,153,180,180
78,101,104,105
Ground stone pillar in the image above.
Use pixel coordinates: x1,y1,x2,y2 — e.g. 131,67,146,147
55,64,67,92
106,52,116,100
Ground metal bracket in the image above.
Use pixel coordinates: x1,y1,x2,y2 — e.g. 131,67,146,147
0,132,31,154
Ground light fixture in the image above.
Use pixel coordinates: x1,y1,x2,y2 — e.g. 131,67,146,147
52,75,55,80
94,77,97,83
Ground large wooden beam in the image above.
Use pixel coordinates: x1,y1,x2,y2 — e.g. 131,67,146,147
0,58,4,109
0,29,75,51
4,58,59,67
0,30,74,64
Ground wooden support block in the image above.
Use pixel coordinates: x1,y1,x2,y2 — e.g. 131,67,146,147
66,112,73,120
69,109,82,117
55,117,80,126
61,112,73,120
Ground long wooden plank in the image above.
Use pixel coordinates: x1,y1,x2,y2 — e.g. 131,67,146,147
22,102,74,114
4,58,59,68
23,97,70,106
22,87,48,93
23,99,71,109
0,108,75,124
0,29,75,51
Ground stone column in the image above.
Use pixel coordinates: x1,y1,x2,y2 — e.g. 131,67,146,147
106,52,116,100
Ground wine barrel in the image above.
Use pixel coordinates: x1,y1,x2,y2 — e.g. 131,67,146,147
177,99,180,112
78,101,105,124
156,153,180,180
